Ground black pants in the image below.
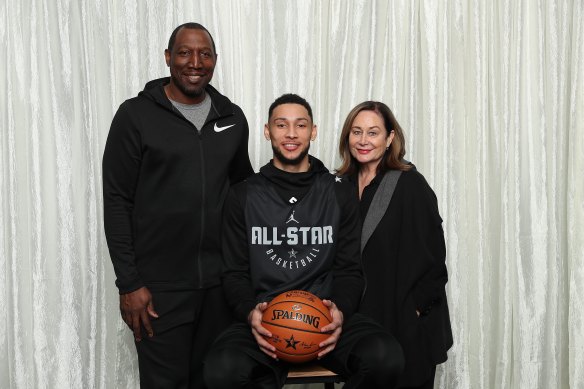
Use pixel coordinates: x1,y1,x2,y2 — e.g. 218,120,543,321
135,286,232,389
204,313,404,389
398,366,436,389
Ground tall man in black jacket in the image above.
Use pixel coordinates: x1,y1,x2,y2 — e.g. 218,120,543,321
103,23,253,388
204,94,404,389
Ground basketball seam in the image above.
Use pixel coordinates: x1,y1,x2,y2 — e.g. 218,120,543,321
261,320,330,335
267,301,333,322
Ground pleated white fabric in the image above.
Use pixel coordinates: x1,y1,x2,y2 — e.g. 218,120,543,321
1,1,583,388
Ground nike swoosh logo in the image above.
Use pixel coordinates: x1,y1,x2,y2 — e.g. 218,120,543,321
214,123,235,132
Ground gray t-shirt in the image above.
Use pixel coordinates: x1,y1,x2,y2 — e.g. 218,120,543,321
170,92,212,132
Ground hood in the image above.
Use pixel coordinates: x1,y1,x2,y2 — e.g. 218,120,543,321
259,155,330,195
138,77,235,118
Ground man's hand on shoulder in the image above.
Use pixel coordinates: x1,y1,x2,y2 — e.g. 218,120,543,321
120,286,159,341
317,299,344,359
248,302,278,359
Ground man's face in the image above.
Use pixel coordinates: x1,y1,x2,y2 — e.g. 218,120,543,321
264,103,317,172
165,28,216,104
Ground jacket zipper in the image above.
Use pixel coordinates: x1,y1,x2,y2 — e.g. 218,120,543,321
197,130,205,286
169,100,224,288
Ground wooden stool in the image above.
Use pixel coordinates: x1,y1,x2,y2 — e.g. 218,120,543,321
284,363,343,388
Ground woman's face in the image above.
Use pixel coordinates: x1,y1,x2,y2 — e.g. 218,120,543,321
348,110,393,170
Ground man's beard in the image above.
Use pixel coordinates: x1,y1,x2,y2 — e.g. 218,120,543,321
272,143,310,166
171,74,206,100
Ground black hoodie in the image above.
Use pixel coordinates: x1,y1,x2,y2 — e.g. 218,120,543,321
221,156,364,322
103,78,253,294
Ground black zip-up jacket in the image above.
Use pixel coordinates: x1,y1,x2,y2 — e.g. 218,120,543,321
103,78,253,294
221,157,364,322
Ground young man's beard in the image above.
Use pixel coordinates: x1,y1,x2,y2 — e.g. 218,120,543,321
272,144,310,166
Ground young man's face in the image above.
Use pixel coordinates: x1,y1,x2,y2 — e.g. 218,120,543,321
264,103,317,172
164,28,217,104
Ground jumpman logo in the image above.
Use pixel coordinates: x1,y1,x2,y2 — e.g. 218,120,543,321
286,210,299,224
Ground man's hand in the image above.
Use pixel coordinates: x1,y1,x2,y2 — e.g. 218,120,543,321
248,302,278,359
120,286,159,342
317,299,344,359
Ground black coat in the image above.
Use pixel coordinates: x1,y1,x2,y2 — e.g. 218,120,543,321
356,169,453,387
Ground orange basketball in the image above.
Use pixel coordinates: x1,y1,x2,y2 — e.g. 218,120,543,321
261,290,333,363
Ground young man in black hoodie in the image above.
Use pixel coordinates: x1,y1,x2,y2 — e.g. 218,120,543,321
103,23,253,388
204,94,404,389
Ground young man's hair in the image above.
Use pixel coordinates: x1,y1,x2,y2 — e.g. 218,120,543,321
167,22,216,54
268,94,313,122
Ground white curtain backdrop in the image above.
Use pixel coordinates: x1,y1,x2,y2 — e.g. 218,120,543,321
1,0,583,388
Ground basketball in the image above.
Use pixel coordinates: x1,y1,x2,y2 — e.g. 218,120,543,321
261,290,333,363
